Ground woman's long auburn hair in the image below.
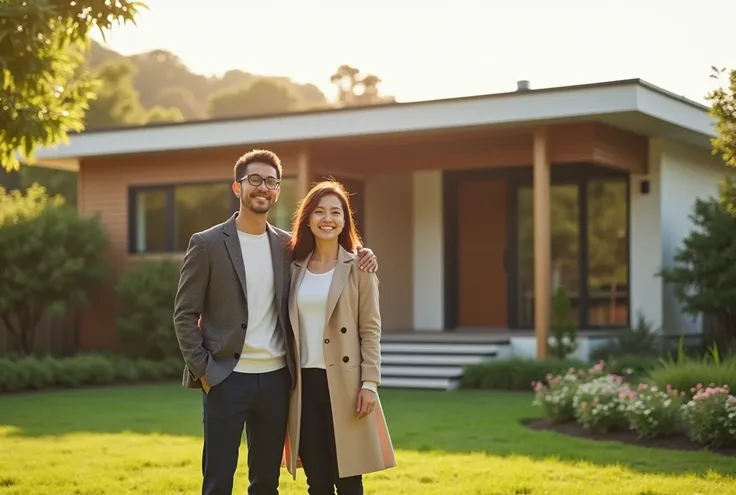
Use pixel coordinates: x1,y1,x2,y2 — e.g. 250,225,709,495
290,180,362,261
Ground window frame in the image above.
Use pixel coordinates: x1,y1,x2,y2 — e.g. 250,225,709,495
443,163,631,330
128,178,296,254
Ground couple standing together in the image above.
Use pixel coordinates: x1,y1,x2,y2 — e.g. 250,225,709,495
173,149,396,495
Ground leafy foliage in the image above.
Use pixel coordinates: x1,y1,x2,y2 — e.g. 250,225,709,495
330,64,395,106
0,0,146,170
590,312,664,360
0,353,182,393
658,189,736,349
549,287,577,359
0,185,108,354
681,384,736,448
115,258,182,359
206,77,302,119
708,67,736,170
84,58,183,129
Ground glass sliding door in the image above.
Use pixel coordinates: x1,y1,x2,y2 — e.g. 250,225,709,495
516,184,580,327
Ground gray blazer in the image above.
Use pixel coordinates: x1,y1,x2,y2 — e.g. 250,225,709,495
172,212,296,390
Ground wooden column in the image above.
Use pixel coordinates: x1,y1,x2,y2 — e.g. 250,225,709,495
297,148,311,198
533,127,551,360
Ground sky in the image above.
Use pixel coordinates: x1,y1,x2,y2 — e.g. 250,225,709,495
91,0,736,105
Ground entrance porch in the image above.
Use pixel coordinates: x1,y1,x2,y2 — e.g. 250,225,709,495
303,122,643,359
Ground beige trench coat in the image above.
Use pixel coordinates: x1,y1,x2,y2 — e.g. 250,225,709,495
282,246,396,479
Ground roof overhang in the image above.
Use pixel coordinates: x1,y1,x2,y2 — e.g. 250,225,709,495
32,78,715,166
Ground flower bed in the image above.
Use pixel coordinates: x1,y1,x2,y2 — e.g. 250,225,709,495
530,360,736,451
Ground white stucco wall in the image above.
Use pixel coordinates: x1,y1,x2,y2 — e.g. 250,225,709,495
629,139,664,330
659,140,731,335
631,138,731,336
364,173,414,331
412,171,444,331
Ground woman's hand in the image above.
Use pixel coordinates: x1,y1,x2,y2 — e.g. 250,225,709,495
356,389,377,418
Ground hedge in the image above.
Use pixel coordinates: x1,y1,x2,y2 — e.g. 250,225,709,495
0,353,183,394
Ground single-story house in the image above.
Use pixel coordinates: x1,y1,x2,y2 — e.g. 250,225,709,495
33,78,725,365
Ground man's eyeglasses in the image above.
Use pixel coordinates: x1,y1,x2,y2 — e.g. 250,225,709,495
240,174,281,190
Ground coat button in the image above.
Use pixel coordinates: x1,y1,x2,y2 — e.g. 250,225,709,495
324,338,330,344
241,323,247,329
343,356,349,363
341,327,347,334
234,353,240,359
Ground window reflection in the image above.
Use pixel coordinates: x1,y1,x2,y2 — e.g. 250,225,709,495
517,185,580,326
134,190,166,252
587,180,628,326
174,184,232,251
131,179,299,253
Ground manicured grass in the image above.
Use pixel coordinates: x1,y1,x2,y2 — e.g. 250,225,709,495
1,384,735,494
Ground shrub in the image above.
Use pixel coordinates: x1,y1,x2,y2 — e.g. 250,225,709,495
548,287,577,359
658,185,736,351
680,385,736,448
648,344,736,398
590,312,664,361
603,354,662,383
462,357,587,391
573,374,628,432
0,185,108,354
0,354,183,394
115,258,183,359
620,383,684,439
532,361,607,422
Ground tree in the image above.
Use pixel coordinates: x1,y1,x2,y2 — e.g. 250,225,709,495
708,67,736,169
207,77,302,119
85,59,183,129
708,68,736,212
115,258,182,359
548,287,578,359
153,86,204,120
145,106,185,124
84,59,147,129
18,166,78,206
0,185,108,354
658,189,736,350
329,64,395,106
0,0,146,171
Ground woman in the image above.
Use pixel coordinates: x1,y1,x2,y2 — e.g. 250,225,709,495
282,180,396,494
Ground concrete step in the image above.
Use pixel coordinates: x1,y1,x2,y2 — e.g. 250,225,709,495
380,376,460,390
382,365,464,378
381,342,500,355
381,353,490,366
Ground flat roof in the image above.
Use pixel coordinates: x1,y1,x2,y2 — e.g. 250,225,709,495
33,78,715,162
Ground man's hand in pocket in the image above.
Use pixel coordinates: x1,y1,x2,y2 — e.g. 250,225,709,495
201,376,211,394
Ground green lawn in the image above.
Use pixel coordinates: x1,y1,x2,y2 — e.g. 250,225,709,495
1,384,735,494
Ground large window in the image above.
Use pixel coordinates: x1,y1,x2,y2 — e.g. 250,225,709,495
517,185,580,326
130,179,297,253
513,176,628,328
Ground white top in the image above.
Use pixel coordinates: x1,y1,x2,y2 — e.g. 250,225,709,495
233,231,286,374
296,266,377,392
297,268,335,369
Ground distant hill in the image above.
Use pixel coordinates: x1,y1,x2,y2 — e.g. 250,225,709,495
86,40,329,120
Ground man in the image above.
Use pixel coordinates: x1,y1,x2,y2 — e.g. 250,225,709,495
173,149,377,495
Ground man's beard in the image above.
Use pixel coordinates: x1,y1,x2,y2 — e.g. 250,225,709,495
242,194,271,214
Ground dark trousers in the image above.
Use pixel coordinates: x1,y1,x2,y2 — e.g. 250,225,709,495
299,368,363,495
201,367,291,495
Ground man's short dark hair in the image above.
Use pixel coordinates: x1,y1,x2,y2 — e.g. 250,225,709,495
233,149,283,182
